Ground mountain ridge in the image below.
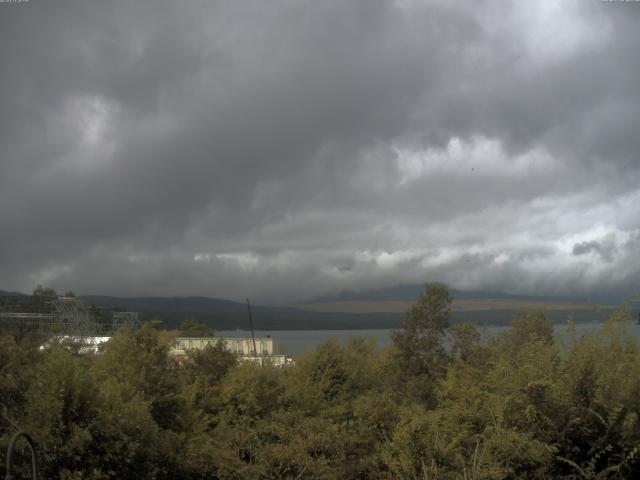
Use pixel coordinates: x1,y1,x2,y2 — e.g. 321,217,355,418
2,288,635,331
305,284,632,305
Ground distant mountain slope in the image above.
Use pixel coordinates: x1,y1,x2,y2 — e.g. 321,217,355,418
296,298,617,314
307,284,631,305
0,289,27,297
78,292,634,331
3,286,633,332
79,295,404,330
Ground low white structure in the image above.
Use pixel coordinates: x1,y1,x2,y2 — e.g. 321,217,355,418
40,335,111,354
40,334,294,366
173,336,277,355
238,354,293,367
172,336,293,366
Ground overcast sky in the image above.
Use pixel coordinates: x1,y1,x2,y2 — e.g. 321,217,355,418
1,0,639,302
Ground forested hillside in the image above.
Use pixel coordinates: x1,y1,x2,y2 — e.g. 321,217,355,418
2,284,640,479
80,294,404,330
79,293,627,330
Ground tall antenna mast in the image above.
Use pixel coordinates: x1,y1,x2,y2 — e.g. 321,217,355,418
246,298,258,357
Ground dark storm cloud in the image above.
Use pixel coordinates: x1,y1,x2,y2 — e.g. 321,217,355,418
1,0,639,301
573,234,618,263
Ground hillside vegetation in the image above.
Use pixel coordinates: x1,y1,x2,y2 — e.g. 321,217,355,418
79,293,626,330
295,298,616,314
1,284,640,479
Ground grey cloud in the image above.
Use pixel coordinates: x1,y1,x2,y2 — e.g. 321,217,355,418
1,1,640,301
572,235,618,263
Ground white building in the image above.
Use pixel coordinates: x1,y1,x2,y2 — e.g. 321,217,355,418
173,336,278,356
39,335,111,354
41,334,294,366
171,336,294,366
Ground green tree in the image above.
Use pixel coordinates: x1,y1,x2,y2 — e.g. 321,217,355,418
178,319,215,337
180,341,237,413
0,335,38,431
94,324,182,431
22,346,99,479
388,282,452,405
32,285,57,298
510,310,554,348
450,321,482,364
90,377,171,479
297,337,377,404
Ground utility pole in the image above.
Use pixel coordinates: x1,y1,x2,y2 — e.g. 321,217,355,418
246,298,258,357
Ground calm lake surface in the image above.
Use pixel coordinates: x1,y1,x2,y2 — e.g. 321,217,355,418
218,322,640,357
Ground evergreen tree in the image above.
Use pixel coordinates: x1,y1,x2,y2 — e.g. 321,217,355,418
389,282,452,406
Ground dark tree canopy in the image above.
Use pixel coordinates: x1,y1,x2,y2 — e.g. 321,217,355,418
389,282,452,405
179,319,215,337
1,302,640,479
32,285,57,298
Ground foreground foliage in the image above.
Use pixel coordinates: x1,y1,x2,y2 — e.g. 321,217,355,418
1,285,640,479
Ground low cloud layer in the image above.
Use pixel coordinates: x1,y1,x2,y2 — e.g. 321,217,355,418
1,1,639,302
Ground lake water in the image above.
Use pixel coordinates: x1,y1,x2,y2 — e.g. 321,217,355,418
218,321,640,357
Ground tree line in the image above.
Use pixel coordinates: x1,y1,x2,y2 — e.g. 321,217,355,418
1,283,640,479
